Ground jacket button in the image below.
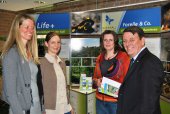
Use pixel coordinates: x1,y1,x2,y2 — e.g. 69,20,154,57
25,84,30,87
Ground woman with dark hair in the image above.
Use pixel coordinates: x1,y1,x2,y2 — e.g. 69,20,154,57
40,32,73,114
93,30,130,114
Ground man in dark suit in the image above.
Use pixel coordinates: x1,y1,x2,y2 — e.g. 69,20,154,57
117,26,164,114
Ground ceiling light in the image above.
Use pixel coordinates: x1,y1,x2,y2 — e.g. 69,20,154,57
0,0,7,3
33,4,53,10
34,0,45,4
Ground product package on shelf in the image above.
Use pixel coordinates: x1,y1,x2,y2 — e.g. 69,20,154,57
86,77,92,92
79,74,92,92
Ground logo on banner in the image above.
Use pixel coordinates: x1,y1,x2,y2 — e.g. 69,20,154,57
105,15,114,25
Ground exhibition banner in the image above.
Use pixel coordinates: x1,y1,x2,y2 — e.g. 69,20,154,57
71,12,101,34
32,13,70,35
161,3,170,32
102,7,161,33
102,11,125,33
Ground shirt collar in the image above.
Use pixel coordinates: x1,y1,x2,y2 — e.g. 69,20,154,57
45,53,62,64
132,46,146,61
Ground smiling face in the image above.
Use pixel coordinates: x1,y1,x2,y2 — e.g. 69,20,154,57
45,35,61,56
103,34,115,52
19,19,35,44
123,32,145,58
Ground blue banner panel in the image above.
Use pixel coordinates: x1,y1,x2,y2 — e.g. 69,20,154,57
119,7,161,33
35,13,70,35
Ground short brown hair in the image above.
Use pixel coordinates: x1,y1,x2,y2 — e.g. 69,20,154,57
100,30,120,53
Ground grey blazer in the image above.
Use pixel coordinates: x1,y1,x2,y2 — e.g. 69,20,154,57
2,45,32,114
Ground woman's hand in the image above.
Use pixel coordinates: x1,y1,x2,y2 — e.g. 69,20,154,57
93,78,102,89
96,78,102,87
71,108,74,114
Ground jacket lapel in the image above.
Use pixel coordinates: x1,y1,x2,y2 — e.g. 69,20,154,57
13,45,31,85
19,57,31,85
122,48,149,83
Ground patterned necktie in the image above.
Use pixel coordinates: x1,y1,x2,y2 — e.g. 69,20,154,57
130,58,134,67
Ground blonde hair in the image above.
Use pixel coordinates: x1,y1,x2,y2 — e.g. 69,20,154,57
1,14,39,64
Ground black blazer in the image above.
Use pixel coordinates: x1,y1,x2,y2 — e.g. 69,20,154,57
117,48,164,114
37,65,44,112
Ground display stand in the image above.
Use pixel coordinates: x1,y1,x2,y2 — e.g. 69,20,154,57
160,96,170,114
70,88,96,114
160,31,170,114
70,13,100,114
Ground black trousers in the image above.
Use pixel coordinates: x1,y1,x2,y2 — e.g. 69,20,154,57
25,110,30,114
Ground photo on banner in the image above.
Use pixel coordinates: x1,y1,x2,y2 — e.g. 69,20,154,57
161,2,170,32
71,12,101,34
70,38,100,84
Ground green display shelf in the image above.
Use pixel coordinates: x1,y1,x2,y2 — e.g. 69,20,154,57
160,96,170,114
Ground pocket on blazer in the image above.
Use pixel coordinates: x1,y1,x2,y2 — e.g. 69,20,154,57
17,92,31,110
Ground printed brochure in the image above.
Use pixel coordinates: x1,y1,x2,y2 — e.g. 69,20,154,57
98,77,121,97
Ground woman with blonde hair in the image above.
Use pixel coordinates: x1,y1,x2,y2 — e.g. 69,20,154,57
1,14,44,114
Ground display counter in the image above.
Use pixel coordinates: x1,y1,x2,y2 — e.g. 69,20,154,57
69,88,170,114
70,88,96,114
160,95,170,114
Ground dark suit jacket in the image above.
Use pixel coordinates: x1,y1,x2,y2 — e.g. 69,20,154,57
117,48,164,114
